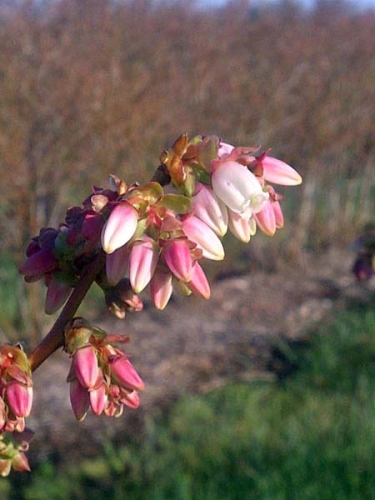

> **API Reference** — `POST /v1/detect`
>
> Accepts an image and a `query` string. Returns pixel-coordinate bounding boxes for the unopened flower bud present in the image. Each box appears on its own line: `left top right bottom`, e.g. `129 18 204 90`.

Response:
228 209 257 243
89 382 108 416
182 215 224 261
163 239 193 282
129 237 159 293
109 356 145 392
64 318 93 354
254 200 277 236
150 268 173 310
69 379 90 421
192 183 228 236
121 390 140 409
106 245 130 286
187 263 211 299
73 345 99 389
6 382 33 418
101 201 138 254
261 156 302 186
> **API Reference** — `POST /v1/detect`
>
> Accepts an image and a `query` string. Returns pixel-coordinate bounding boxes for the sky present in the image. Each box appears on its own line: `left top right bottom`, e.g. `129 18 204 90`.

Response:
199 0 375 10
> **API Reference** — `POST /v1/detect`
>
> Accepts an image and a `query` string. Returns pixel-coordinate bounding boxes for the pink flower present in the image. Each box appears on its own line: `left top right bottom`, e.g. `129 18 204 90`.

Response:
105 244 130 286
218 142 234 159
0 429 33 476
129 237 159 293
228 209 257 243
89 382 108 416
150 267 173 310
121 390 140 409
211 161 268 215
254 188 284 236
10 450 31 473
5 382 33 419
186 262 211 299
192 183 228 236
261 156 302 186
69 379 90 421
0 345 33 430
254 201 276 236
101 201 138 254
73 345 99 389
182 215 225 261
109 356 145 392
163 239 193 282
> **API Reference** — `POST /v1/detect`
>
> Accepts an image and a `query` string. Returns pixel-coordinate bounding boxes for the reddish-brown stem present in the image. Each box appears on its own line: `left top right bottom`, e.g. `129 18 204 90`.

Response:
28 251 106 372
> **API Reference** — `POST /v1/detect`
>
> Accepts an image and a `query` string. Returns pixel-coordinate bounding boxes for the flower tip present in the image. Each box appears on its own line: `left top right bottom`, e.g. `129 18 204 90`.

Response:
262 157 302 186
101 202 138 254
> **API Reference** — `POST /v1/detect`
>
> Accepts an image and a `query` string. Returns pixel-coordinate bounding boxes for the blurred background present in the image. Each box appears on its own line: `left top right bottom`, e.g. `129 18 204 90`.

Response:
1 0 375 498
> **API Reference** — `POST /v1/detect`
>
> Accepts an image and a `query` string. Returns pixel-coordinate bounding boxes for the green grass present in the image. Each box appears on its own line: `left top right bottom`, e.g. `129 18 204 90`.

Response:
6 302 375 499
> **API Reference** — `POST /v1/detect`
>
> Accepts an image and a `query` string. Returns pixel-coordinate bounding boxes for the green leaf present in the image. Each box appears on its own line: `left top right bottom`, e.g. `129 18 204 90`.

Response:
156 194 191 214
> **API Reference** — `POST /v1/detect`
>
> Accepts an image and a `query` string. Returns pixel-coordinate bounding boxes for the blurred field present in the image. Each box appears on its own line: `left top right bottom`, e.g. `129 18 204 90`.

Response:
0 0 374 340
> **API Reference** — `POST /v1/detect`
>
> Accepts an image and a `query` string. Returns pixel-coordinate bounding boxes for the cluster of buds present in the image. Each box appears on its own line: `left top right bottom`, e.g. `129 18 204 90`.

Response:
19 134 301 317
0 429 33 476
0 345 33 475
100 135 302 310
65 318 144 421
13 134 302 475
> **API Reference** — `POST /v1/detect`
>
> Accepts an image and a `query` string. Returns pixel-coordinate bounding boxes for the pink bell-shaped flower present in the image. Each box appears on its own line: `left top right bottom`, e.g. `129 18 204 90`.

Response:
101 201 138 254
150 268 173 310
5 382 33 418
192 183 228 237
69 379 90 421
105 244 130 286
211 161 268 214
182 215 224 261
187 262 211 299
89 382 108 416
129 237 159 293
73 345 99 389
228 209 257 243
254 200 277 236
121 390 140 409
109 356 145 392
163 239 193 282
261 156 302 186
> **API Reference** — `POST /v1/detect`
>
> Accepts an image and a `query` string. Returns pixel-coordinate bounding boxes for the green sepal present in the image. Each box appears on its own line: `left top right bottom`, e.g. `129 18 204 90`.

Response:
92 325 107 340
196 135 219 171
156 194 191 214
131 218 148 241
64 318 93 354
53 230 77 261
192 166 211 185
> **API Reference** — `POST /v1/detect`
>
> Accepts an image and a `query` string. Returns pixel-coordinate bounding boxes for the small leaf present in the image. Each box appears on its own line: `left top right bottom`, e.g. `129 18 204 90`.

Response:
156 194 191 214
128 182 164 205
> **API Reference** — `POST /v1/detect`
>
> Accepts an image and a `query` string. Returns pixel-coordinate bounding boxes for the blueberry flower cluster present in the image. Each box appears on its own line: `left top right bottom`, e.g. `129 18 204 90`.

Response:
65 318 144 421
13 134 302 474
